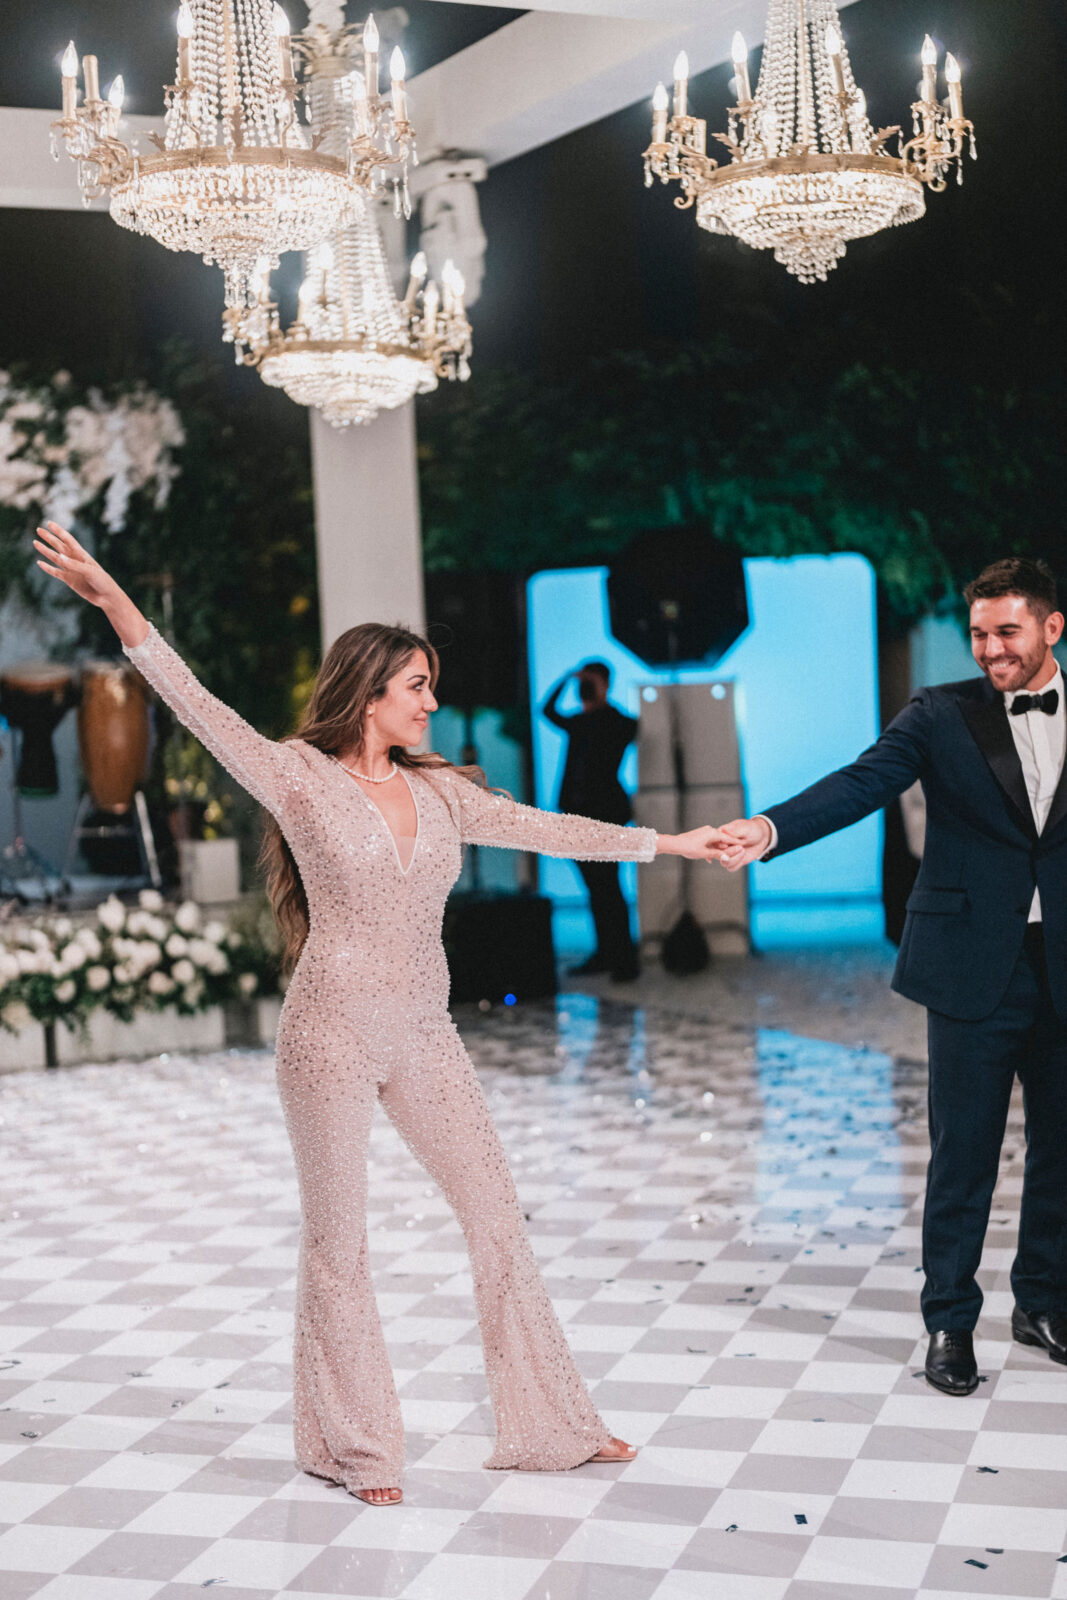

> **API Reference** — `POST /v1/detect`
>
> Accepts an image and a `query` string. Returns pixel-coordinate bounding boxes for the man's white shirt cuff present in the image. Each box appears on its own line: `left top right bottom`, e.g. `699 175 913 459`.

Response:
754 814 778 856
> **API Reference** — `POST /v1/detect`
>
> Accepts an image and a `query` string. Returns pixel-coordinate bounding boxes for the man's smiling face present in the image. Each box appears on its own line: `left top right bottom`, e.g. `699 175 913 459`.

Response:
969 593 1063 694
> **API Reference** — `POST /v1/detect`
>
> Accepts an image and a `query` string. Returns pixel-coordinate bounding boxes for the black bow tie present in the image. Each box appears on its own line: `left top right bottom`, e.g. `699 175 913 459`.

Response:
1010 689 1059 716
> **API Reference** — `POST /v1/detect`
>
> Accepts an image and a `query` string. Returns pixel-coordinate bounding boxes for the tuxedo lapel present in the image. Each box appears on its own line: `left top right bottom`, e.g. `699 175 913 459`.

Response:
958 690 1036 839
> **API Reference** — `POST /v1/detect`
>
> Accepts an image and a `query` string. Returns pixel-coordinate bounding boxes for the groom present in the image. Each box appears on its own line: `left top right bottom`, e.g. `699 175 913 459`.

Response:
720 558 1067 1395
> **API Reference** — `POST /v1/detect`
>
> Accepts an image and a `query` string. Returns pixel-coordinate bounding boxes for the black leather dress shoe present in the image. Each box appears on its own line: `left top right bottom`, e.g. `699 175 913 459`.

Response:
925 1329 979 1395
1012 1307 1067 1365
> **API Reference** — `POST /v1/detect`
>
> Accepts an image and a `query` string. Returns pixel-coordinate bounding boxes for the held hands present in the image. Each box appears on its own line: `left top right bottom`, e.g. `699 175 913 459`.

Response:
717 817 773 872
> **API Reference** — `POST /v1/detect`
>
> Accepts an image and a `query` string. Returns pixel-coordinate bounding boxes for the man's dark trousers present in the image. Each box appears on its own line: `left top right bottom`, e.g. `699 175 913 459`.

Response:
923 924 1067 1331
576 859 634 974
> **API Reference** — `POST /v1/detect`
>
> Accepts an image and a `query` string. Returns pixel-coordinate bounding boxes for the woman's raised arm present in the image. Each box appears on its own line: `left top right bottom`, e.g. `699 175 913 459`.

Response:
34 521 306 822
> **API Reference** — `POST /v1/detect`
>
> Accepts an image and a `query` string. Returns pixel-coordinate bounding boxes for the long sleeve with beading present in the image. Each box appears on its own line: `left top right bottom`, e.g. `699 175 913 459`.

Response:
429 769 656 861
122 624 306 823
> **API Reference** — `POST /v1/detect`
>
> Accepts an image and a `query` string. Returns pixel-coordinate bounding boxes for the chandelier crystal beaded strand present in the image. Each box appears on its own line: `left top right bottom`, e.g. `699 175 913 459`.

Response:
643 0 976 283
50 2 417 317
229 18 471 426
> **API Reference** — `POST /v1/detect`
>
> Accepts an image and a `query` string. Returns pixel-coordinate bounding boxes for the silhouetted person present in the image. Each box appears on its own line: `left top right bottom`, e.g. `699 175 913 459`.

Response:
543 661 639 980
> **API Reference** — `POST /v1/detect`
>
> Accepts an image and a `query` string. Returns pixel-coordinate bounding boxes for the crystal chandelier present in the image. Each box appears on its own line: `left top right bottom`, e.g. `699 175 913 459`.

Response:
229 22 471 427
50 3 416 315
643 0 976 283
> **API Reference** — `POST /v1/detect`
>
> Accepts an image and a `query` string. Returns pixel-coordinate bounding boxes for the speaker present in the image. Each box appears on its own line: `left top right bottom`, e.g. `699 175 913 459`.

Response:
607 526 749 667
634 682 750 956
444 891 557 1004
424 572 520 709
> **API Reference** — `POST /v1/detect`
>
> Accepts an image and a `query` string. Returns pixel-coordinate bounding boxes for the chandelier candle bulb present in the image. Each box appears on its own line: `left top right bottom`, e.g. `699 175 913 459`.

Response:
273 6 294 83
731 32 752 104
364 14 380 99
945 53 963 120
390 47 407 122
921 33 938 102
673 51 689 119
403 249 427 308
60 41 78 118
176 3 194 82
82 54 100 104
422 277 439 332
651 82 669 143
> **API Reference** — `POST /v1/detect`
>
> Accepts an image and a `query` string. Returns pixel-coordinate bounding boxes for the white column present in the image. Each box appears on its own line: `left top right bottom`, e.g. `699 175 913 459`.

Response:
309 404 425 651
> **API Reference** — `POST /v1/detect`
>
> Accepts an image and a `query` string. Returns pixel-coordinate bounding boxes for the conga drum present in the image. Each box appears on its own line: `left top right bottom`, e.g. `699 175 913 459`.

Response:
0 662 77 797
77 660 151 814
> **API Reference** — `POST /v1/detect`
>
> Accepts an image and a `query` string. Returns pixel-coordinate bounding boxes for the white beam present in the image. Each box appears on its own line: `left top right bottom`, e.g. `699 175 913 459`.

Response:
410 0 860 169
309 406 426 648
0 107 163 211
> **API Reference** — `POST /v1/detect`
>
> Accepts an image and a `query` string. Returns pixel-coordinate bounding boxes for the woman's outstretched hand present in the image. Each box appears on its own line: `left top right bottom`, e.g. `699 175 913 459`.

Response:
656 826 727 862
34 522 149 649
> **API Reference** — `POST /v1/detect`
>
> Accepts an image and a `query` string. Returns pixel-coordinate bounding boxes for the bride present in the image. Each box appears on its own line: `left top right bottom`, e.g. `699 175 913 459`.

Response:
35 519 725 1504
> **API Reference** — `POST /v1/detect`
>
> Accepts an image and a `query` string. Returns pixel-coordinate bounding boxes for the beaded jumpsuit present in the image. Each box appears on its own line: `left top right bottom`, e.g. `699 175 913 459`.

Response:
125 627 657 1491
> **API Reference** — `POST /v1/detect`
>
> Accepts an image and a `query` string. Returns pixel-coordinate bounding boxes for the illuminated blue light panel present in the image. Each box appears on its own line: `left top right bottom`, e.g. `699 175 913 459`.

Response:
527 555 882 945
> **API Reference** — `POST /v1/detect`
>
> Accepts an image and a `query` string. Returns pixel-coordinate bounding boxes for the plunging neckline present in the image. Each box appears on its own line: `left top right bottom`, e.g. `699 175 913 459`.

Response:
333 757 421 877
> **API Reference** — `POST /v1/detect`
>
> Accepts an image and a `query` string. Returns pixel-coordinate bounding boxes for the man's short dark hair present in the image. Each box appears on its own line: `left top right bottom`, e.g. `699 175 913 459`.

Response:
580 661 611 684
964 558 1059 621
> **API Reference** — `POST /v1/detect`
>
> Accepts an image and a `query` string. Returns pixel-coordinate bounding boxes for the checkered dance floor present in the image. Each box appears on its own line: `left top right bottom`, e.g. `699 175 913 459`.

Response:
2 995 1066 1600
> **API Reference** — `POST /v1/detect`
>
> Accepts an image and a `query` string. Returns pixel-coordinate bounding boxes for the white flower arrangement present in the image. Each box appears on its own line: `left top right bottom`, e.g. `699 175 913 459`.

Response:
0 370 183 531
0 888 281 1037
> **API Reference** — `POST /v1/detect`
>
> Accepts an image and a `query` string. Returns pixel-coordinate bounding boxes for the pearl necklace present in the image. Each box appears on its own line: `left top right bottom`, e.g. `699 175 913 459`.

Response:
334 756 398 784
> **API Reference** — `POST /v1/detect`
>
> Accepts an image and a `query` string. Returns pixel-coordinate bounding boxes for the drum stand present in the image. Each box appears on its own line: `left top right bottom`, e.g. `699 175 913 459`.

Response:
0 728 63 904
62 790 163 890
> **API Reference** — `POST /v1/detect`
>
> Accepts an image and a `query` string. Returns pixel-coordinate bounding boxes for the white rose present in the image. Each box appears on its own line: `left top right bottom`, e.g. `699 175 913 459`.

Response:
60 943 87 972
182 981 204 1008
164 933 189 957
237 972 258 997
86 966 111 992
148 971 175 995
97 896 126 933
186 938 214 967
28 929 51 951
1 1000 32 1033
145 915 169 942
113 961 137 985
174 901 200 933
138 889 165 912
55 979 77 1003
134 941 162 972
74 928 102 960
126 910 150 936
52 917 74 939
17 949 41 975
202 920 227 945
172 959 196 985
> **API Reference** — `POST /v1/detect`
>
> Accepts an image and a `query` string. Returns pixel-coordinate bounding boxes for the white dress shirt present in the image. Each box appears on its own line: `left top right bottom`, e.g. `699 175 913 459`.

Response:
1003 662 1066 922
755 664 1066 915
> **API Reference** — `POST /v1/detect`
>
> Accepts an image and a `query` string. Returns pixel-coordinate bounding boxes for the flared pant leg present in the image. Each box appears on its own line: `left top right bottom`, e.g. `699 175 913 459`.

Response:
379 1017 611 1471
276 1035 405 1493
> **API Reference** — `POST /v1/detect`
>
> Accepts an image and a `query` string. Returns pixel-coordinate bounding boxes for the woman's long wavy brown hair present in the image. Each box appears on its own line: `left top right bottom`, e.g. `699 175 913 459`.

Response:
259 622 481 972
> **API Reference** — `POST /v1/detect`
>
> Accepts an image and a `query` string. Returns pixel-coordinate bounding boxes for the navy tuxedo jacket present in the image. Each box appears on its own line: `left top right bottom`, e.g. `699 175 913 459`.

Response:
764 677 1067 1021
